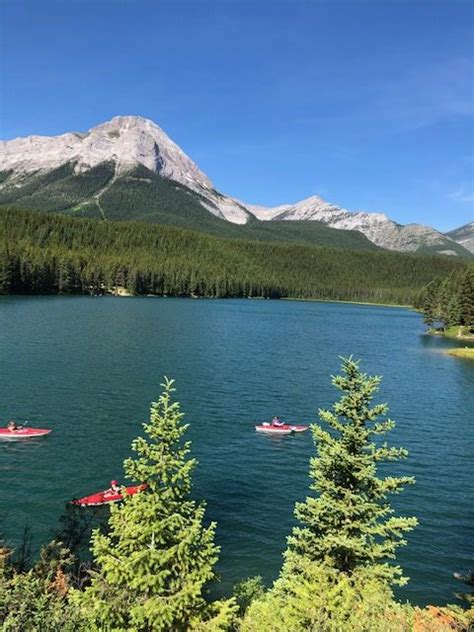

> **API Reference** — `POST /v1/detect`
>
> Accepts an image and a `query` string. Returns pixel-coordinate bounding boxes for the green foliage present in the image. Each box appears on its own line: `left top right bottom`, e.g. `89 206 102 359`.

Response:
232 576 266 618
3 164 472 256
286 357 417 586
241 358 418 631
0 542 90 631
0 166 380 251
416 266 474 331
241 559 414 632
0 206 468 305
0 163 115 215
75 378 236 631
458 268 474 330
420 277 442 327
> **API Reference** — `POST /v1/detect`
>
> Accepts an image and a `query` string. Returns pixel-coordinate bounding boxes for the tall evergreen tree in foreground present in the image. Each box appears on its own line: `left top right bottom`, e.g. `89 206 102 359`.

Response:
287 356 417 586
241 357 418 631
76 378 235 631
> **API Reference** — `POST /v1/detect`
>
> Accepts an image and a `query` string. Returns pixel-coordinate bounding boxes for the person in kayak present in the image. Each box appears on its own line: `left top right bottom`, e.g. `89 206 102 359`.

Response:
271 416 284 427
7 420 19 431
109 480 121 493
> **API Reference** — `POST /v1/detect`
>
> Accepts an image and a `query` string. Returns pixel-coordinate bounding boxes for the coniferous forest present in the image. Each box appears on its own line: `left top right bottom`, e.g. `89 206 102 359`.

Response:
415 267 474 332
0 207 469 306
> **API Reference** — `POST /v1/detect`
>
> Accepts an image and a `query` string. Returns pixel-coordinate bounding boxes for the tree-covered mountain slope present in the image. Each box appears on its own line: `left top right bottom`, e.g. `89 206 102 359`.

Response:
1 115 471 257
0 164 380 252
0 207 468 305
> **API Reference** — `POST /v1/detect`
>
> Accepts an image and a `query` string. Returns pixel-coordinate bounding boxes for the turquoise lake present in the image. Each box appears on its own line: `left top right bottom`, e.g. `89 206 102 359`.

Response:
0 296 472 606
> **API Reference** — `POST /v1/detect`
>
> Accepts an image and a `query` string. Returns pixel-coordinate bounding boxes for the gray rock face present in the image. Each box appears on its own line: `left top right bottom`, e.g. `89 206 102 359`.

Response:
0 116 211 186
445 222 474 253
0 115 470 254
250 195 464 254
0 115 251 224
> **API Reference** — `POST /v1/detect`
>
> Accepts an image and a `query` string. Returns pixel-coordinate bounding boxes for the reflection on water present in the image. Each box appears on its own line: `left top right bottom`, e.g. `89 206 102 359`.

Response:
0 438 50 455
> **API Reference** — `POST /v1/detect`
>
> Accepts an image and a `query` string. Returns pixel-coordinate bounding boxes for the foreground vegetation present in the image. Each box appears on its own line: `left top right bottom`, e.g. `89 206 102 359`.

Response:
1 360 472 630
0 207 468 305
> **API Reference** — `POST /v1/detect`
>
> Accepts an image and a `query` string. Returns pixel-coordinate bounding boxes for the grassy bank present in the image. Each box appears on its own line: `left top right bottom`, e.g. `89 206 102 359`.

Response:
446 347 474 359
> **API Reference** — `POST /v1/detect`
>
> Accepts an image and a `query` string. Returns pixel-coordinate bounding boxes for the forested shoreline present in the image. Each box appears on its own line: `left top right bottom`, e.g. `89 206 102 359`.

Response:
0 207 469 306
415 267 474 334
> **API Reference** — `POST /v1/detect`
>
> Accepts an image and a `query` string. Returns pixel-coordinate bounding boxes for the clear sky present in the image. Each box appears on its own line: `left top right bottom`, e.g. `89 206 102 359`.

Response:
1 0 473 231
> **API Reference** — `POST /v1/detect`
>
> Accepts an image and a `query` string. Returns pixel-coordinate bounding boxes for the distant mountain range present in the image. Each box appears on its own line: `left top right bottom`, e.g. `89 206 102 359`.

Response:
445 222 474 254
0 115 472 256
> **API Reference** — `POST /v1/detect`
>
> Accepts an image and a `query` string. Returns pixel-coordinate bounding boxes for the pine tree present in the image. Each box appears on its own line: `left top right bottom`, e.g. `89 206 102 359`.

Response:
0 252 13 294
438 277 452 329
421 278 441 327
286 357 417 586
76 378 236 631
458 268 474 332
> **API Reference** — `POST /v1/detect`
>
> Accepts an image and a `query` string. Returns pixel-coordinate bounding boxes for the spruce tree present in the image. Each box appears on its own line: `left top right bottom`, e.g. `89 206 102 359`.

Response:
438 277 452 329
286 357 417 586
421 278 441 327
76 378 235 631
458 268 474 332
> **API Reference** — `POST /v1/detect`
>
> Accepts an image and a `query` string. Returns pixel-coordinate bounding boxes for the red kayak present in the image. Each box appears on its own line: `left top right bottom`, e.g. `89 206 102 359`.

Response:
255 423 309 435
71 484 148 507
0 427 52 441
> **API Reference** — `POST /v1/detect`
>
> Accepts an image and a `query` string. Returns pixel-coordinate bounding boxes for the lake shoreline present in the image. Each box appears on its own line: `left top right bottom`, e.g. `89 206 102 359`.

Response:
428 326 474 343
281 297 410 309
0 291 412 310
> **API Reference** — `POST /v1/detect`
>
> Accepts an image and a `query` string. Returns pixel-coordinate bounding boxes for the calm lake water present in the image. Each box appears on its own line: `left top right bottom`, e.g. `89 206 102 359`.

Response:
0 296 472 606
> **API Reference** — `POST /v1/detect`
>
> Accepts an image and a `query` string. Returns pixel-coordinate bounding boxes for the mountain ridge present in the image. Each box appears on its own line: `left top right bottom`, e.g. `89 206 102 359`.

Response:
0 115 471 256
445 222 474 254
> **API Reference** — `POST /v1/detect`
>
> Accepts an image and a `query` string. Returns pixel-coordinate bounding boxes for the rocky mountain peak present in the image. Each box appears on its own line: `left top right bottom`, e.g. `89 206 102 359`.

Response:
97 114 156 130
0 115 214 190
0 115 471 251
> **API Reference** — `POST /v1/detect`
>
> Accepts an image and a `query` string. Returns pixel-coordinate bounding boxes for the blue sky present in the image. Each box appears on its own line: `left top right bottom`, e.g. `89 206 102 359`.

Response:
1 0 473 231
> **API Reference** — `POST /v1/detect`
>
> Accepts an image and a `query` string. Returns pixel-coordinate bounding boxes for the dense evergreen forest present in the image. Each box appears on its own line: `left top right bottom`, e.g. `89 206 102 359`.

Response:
0 164 380 251
2 163 471 256
415 266 474 332
0 207 469 305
